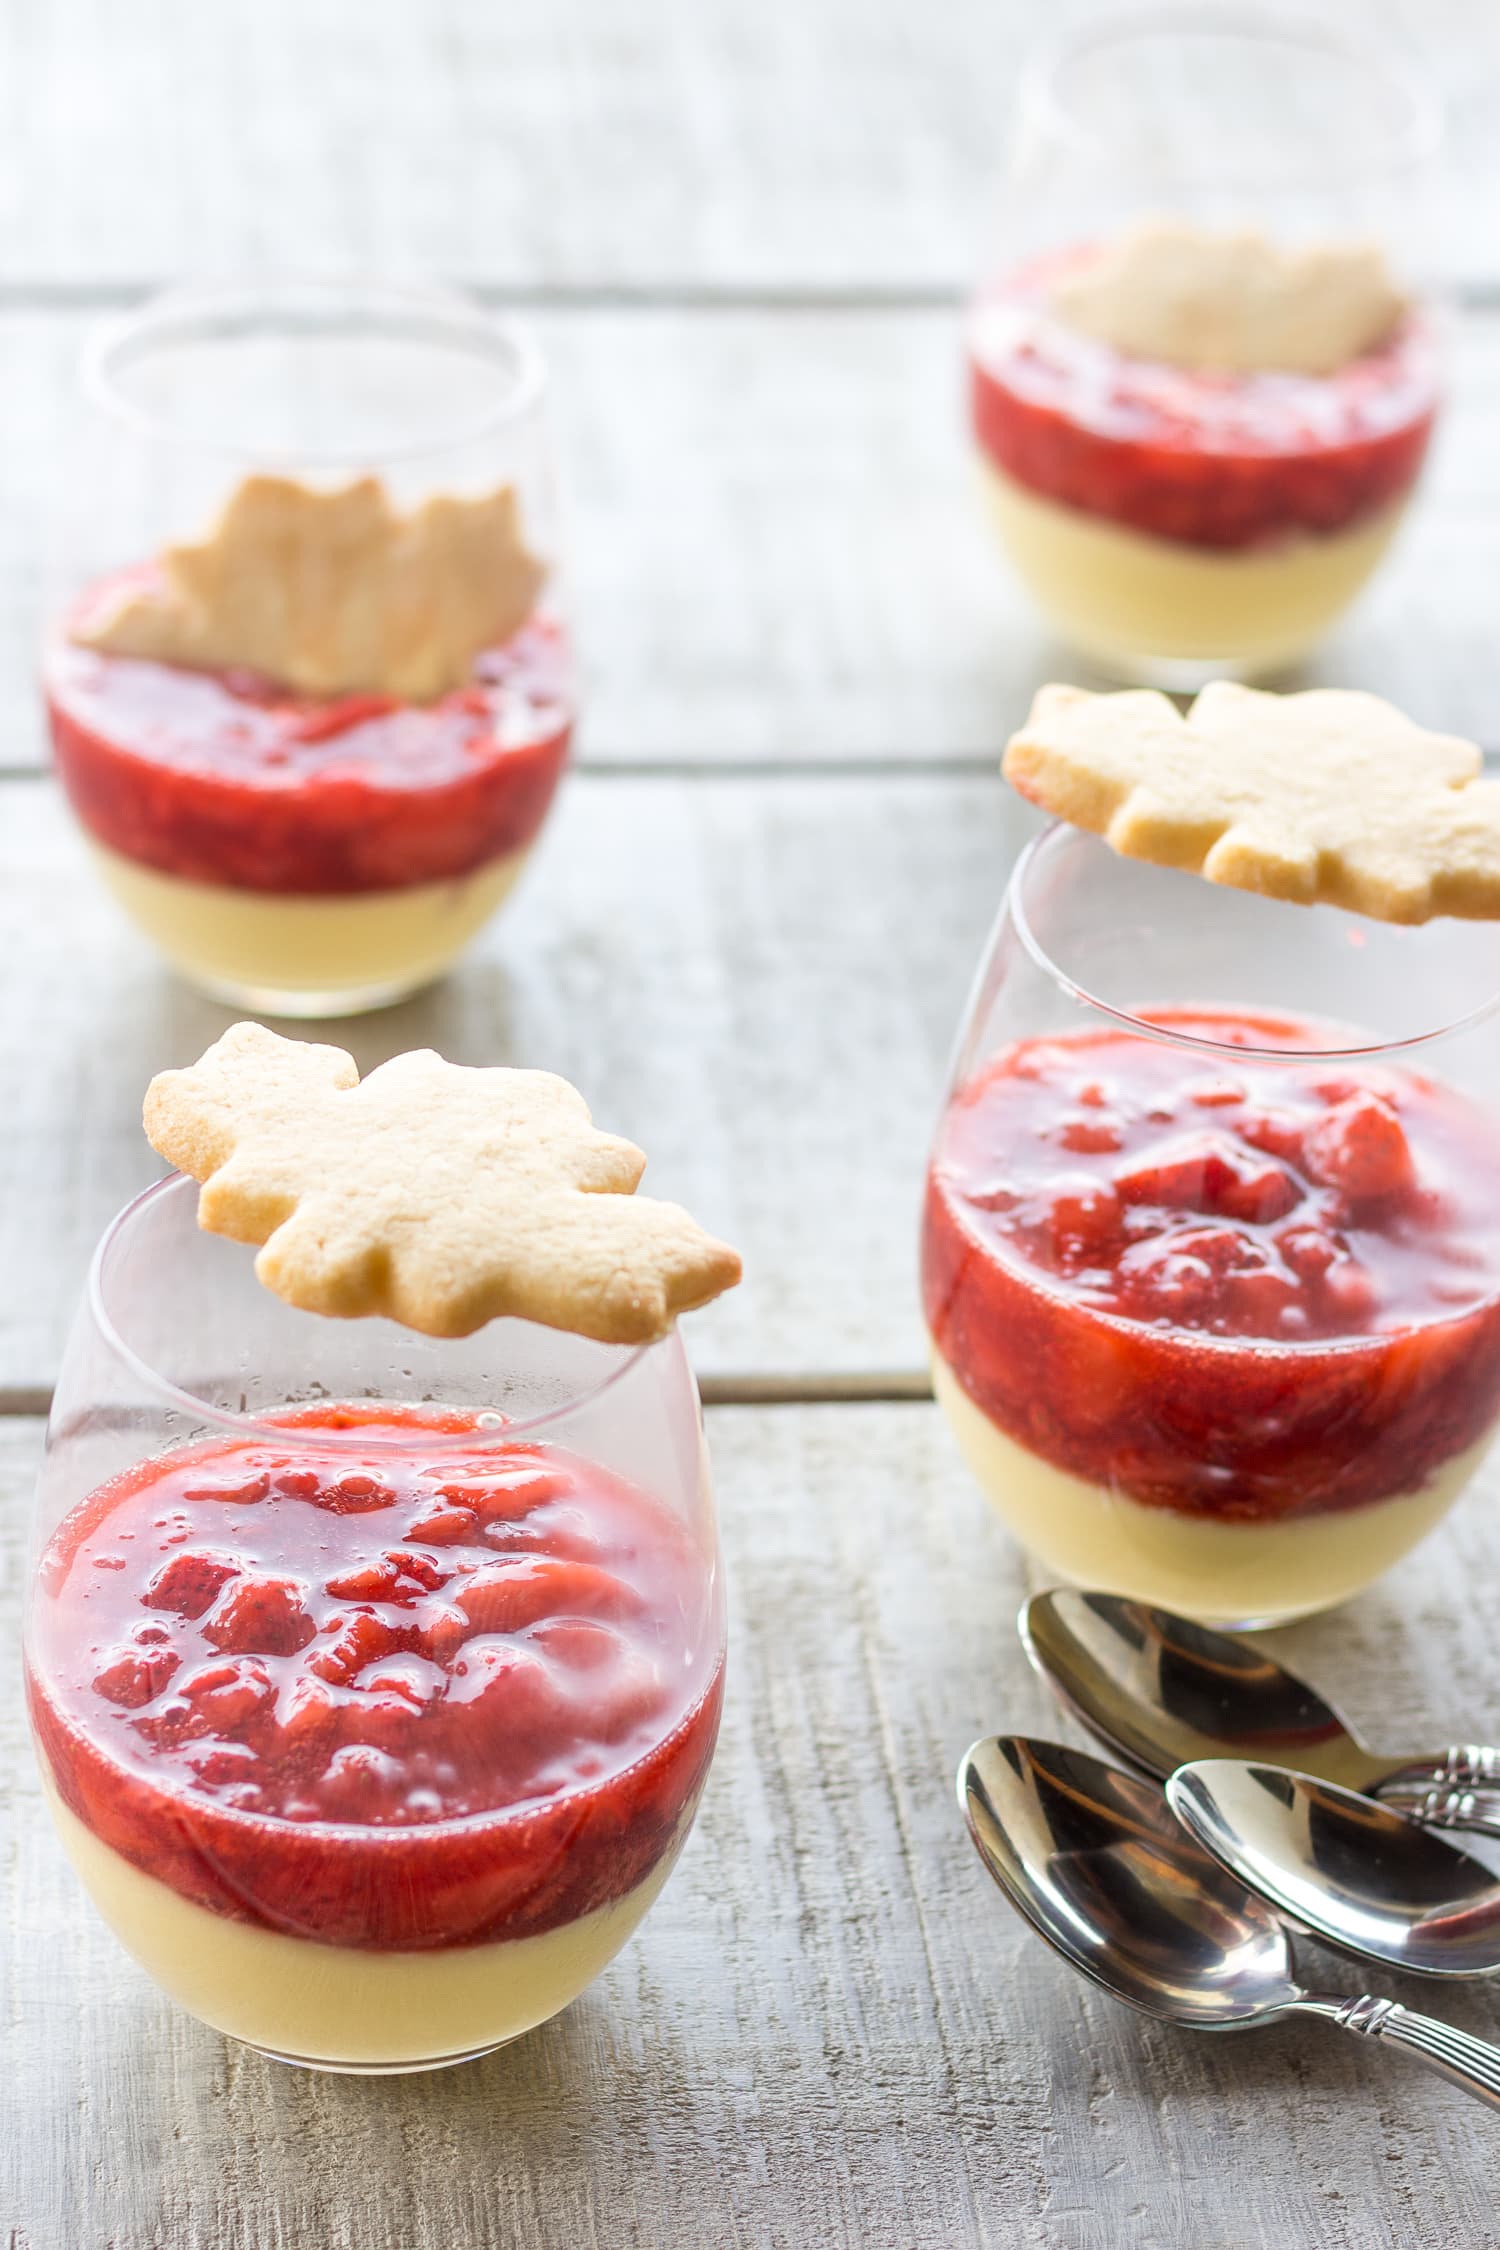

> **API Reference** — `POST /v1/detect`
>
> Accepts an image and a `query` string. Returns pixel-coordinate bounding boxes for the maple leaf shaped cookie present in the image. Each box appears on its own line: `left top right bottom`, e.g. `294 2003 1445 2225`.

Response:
74 473 545 703
1050 221 1404 376
1003 682 1500 925
144 1023 742 1344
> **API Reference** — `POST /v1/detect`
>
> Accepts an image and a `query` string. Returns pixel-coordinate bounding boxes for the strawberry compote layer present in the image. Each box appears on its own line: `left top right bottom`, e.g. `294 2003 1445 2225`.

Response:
922 1012 1500 1522
44 575 572 893
969 257 1437 550
27 1409 723 1950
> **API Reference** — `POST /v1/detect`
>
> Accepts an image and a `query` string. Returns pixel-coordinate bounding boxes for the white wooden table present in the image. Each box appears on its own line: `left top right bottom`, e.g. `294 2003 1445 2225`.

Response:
4 6 1500 2243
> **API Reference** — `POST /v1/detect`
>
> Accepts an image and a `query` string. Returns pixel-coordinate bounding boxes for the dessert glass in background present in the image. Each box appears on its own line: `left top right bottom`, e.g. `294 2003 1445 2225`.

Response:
921 824 1500 1627
44 280 572 1015
969 7 1444 685
25 1174 724 2072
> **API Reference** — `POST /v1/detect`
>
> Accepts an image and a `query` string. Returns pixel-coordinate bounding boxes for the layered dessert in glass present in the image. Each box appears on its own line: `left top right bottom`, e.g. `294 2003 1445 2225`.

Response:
26 1030 740 2068
973 11 1443 684
970 233 1438 680
923 687 1500 1624
43 283 572 1015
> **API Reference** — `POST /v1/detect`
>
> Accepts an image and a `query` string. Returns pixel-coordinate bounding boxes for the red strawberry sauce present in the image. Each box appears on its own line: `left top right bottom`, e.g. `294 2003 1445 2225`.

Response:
969 255 1437 551
922 1013 1500 1522
44 574 572 894
27 1409 723 1950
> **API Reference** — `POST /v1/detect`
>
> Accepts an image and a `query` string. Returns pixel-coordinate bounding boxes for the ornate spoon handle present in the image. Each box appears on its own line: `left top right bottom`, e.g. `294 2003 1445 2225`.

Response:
1297 1993 1500 2113
1378 1748 1500 1837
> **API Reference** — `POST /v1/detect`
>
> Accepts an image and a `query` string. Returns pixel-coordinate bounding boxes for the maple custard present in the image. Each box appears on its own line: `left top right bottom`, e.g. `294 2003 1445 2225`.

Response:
47 473 571 1015
29 1410 723 2068
970 226 1437 681
27 1027 740 2069
924 1011 1500 1623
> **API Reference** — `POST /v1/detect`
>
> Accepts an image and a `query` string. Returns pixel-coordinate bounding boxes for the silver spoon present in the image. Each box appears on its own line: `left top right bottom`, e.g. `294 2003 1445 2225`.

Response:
1022 1588 1500 1836
1167 1761 1500 1978
959 1734 1500 2113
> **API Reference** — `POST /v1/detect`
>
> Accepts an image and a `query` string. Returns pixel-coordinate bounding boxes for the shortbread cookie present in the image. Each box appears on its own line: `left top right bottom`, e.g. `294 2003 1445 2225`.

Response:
75 474 545 703
144 1022 742 1343
1051 222 1404 377
1003 681 1500 925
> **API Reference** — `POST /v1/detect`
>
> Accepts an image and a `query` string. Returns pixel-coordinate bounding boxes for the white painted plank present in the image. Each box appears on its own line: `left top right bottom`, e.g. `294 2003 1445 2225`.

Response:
0 771 1025 1398
0 0 1494 294
6 308 1500 774
6 1406 1500 2247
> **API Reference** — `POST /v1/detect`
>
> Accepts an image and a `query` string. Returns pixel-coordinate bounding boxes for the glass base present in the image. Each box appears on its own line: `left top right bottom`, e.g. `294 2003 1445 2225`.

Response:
183 967 447 1018
1087 649 1304 695
249 2033 521 2075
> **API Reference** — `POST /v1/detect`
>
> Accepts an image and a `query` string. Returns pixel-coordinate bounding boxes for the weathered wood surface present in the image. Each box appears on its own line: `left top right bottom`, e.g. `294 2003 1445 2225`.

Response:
0 772 1028 1399
0 0 1496 296
8 306 1500 775
5 1407 1500 2250
7 3 1500 2243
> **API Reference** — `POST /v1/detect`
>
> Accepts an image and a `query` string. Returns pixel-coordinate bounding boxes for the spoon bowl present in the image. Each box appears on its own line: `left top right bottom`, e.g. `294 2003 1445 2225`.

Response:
960 1734 1301 2025
1022 1589 1500 1834
959 1735 1500 2112
1167 1761 1500 1979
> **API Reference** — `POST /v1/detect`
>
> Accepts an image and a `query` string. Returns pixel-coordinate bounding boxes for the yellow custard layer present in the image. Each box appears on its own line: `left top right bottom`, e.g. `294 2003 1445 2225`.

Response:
86 838 529 1013
47 1783 675 2068
932 1349 1486 1625
980 460 1407 677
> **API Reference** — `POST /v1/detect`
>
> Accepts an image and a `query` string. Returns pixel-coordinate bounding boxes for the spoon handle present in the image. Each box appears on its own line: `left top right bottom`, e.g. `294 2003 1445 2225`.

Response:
1378 1746 1500 1835
1300 1993 1500 2113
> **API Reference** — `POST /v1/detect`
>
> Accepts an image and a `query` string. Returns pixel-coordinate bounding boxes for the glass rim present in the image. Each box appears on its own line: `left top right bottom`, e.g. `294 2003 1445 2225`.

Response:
80 275 549 468
85 1172 658 1455
1019 3 1444 190
1009 821 1500 1062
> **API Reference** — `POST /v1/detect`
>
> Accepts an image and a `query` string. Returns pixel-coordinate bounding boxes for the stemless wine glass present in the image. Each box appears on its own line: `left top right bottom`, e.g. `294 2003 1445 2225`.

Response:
969 7 1444 685
25 1175 724 2073
43 279 571 1016
921 826 1500 1628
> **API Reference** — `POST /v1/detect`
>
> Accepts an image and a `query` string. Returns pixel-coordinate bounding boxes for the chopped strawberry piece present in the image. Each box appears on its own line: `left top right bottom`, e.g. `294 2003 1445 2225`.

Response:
180 1471 270 1507
453 1558 636 1637
275 1673 344 1753
175 1657 275 1733
319 1473 397 1515
324 1557 405 1603
435 1468 571 1524
413 1600 468 1665
202 1575 316 1657
384 1548 448 1592
93 1647 180 1708
1303 1095 1416 1206
1235 1109 1307 1164
315 1743 406 1817
1056 1116 1123 1155
272 1468 321 1500
308 1609 405 1685
404 1503 479 1546
1041 1177 1122 1259
447 1640 568 1741
1276 1226 1340 1282
141 1550 240 1619
1114 1132 1299 1224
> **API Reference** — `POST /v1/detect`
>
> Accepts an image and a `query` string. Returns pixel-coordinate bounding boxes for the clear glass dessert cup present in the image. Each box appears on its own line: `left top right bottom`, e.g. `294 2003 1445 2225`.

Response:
970 6 1445 688
921 825 1500 1628
25 1175 724 2073
42 278 572 1016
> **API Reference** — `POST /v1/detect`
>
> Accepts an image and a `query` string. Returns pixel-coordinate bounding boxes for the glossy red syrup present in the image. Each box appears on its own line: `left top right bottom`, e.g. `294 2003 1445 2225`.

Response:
28 1409 723 1949
969 255 1437 550
922 1013 1500 1521
45 575 572 893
